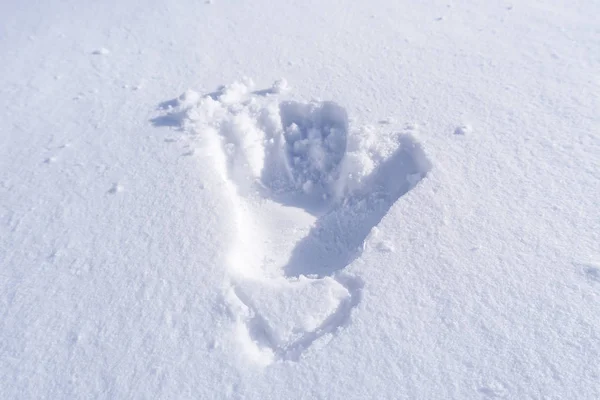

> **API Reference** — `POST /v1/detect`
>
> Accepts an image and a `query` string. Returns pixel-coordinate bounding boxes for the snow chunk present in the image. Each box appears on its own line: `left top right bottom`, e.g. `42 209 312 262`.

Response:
92 47 110 55
218 78 254 104
454 124 471 135
271 78 290 94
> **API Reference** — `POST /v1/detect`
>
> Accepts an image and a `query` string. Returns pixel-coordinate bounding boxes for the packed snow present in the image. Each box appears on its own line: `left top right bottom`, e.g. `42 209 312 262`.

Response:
1 0 598 399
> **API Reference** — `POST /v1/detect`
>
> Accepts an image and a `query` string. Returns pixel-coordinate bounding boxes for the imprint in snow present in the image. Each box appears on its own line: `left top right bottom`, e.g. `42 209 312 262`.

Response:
282 133 430 277
153 79 431 364
227 276 358 362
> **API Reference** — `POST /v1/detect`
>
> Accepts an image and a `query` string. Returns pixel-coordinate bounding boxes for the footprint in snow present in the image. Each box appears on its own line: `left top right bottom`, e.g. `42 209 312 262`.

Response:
153 80 431 364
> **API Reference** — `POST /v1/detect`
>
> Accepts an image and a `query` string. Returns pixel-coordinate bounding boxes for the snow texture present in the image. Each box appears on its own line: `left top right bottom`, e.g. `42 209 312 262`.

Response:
1 0 599 399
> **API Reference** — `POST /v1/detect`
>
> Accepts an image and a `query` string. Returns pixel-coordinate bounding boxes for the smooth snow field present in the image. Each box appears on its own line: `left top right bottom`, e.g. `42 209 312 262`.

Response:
1 0 598 399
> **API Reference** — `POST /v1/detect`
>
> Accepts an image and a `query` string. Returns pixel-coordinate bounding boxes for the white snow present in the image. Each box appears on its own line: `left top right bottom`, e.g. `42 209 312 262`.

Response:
1 0 599 398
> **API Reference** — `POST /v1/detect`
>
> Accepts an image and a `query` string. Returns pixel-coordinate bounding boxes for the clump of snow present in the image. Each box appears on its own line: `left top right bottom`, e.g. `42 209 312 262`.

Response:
108 183 124 194
178 89 201 109
271 78 289 94
218 78 255 105
454 124 471 135
92 47 110 55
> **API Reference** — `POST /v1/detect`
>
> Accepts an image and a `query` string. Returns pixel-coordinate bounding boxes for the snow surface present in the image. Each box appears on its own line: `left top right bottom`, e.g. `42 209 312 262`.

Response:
1 0 599 398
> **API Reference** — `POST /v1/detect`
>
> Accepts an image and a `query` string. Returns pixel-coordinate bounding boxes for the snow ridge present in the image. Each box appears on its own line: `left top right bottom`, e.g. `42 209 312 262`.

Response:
154 79 431 364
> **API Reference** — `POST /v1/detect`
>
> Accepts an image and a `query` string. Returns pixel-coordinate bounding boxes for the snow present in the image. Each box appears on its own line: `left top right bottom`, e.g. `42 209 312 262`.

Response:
1 0 599 398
